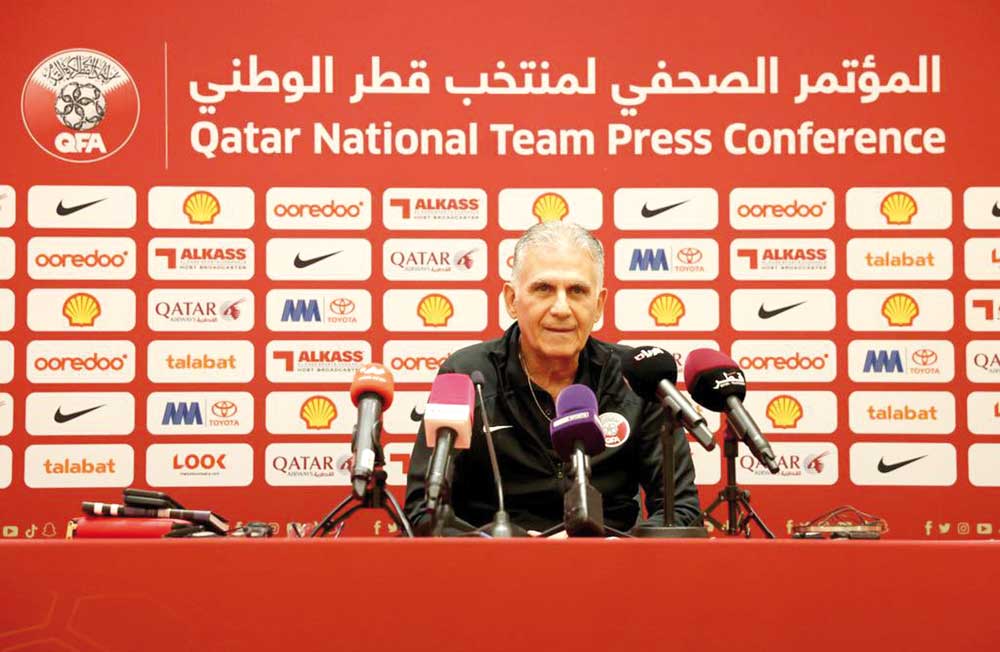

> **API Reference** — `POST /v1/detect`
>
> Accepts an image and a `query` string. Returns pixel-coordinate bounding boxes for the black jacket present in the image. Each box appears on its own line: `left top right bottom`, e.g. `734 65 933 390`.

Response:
403 325 702 533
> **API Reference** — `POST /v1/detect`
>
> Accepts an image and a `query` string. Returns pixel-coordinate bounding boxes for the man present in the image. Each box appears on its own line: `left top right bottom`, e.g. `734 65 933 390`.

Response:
404 221 701 534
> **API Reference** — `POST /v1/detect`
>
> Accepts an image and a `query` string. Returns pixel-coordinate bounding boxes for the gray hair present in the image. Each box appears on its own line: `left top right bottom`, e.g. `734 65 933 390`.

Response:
510 221 605 288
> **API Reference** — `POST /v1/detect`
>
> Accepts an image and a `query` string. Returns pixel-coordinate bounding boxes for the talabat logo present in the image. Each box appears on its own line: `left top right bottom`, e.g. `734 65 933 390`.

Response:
24 444 134 488
267 187 372 230
383 238 488 281
266 341 371 383
613 239 719 281
613 188 719 231
146 392 253 435
847 340 954 383
148 289 254 332
846 238 953 281
614 289 718 332
730 238 835 280
846 187 952 230
382 188 487 230
498 188 602 231
383 290 488 332
0 185 14 228
28 237 136 280
266 290 371 332
847 289 953 331
849 391 955 434
741 390 836 434
147 340 254 384
731 340 837 383
148 238 254 280
729 188 834 230
26 340 135 384
21 49 140 162
146 443 253 487
736 442 838 485
27 185 137 229
25 392 134 436
962 187 1000 230
849 442 956 487
265 392 354 434
149 186 254 229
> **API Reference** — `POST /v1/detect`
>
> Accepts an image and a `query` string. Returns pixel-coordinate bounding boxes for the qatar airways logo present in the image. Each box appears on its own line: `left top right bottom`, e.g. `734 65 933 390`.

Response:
267 187 372 230
28 237 136 280
729 188 835 230
148 289 254 332
383 238 488 281
731 340 836 383
382 188 487 230
967 341 1000 383
265 443 355 486
730 238 835 280
27 340 135 384
736 442 838 485
149 238 254 280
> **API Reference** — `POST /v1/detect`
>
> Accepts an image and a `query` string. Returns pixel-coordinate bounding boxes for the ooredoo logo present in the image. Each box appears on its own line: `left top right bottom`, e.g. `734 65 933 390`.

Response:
881 191 918 225
28 237 136 280
532 192 569 222
301 395 337 429
267 188 372 230
62 292 101 327
765 395 803 429
417 294 454 327
648 293 685 327
383 340 478 383
26 340 135 384
21 49 140 162
731 340 837 383
729 188 834 230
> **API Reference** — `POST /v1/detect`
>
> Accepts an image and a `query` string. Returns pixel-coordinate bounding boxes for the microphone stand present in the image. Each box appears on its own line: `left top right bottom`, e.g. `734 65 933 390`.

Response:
539 443 633 538
631 418 709 538
311 428 414 538
702 422 775 538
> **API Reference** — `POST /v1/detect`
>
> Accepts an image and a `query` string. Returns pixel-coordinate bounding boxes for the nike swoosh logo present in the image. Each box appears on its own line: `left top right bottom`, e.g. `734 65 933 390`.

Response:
758 301 807 319
54 404 105 423
993 202 1000 217
641 200 689 218
877 455 927 473
293 251 342 268
489 425 513 432
56 198 106 216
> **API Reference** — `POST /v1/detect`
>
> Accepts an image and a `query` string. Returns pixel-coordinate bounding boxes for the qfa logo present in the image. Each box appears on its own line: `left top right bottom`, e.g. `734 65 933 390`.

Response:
21 49 140 162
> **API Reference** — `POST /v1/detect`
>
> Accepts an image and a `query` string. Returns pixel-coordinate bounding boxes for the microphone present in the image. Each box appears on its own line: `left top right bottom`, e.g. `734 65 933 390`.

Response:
550 384 606 537
349 363 395 498
684 348 779 474
470 371 527 537
620 346 717 451
423 373 475 514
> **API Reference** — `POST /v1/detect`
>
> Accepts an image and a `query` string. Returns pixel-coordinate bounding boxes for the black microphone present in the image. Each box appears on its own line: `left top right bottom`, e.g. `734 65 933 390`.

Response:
620 346 717 451
684 349 779 474
348 364 394 498
470 370 527 538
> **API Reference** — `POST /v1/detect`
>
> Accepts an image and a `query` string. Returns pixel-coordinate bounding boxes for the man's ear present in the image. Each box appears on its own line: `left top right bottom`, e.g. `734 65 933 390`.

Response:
503 282 517 318
595 286 608 322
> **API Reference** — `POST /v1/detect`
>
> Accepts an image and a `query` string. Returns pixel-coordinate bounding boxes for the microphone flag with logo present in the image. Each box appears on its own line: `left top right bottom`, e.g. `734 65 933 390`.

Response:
349 363 395 498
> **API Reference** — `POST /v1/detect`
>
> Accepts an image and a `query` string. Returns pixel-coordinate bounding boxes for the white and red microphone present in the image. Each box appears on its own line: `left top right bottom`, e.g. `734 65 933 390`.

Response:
349 363 395 498
423 373 475 512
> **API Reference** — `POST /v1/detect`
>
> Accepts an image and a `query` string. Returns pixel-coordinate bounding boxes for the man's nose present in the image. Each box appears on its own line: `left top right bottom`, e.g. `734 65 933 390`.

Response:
550 289 571 316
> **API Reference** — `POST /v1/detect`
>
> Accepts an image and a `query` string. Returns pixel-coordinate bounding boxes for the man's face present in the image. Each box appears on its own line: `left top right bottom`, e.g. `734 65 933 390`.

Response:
503 242 607 363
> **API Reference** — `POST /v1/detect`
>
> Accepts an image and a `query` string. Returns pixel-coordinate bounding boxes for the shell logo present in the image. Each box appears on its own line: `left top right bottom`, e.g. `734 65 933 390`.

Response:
881 293 919 327
531 192 569 223
417 293 454 327
300 395 337 430
183 190 221 225
766 395 803 429
880 191 917 225
648 293 685 327
211 400 238 418
62 292 101 327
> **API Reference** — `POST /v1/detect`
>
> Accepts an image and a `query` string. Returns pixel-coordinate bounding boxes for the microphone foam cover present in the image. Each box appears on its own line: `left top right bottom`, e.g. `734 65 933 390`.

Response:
423 373 475 449
350 363 395 408
550 385 605 461
620 346 678 403
470 370 486 387
683 348 747 412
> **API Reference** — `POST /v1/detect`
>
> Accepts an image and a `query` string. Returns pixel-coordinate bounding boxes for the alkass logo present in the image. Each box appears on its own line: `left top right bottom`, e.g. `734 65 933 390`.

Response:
300 396 337 429
149 238 254 280
21 49 140 162
267 188 371 230
267 341 371 383
766 395 803 428
383 188 487 230
183 190 220 225
648 293 685 327
28 237 136 280
881 191 918 225
729 188 834 230
736 442 838 485
731 340 837 383
24 444 134 488
27 341 135 384
62 292 101 327
146 444 253 487
417 294 454 327
881 293 919 326
532 192 569 223
149 289 253 332
736 246 828 270
967 291 1000 331
731 239 834 280
848 340 954 383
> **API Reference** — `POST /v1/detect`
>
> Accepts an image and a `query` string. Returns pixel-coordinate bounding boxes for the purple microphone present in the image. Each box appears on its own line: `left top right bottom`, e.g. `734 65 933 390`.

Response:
550 384 606 462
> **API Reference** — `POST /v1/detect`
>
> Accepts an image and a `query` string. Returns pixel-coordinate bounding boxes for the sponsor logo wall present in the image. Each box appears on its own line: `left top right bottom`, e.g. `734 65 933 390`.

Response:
3 7 998 539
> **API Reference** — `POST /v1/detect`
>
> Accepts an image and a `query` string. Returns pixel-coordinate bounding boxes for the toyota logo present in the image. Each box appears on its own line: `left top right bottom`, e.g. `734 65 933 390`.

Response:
329 298 356 315
212 401 238 418
911 349 938 366
676 247 703 264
